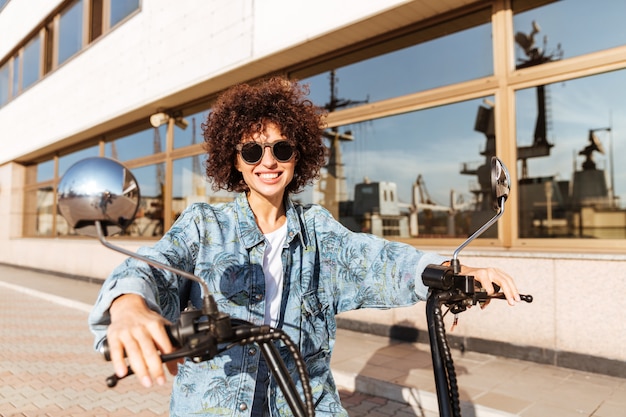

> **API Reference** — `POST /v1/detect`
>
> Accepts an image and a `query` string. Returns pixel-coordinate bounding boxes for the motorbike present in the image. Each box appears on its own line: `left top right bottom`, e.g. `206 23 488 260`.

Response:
420 157 533 417
57 155 531 417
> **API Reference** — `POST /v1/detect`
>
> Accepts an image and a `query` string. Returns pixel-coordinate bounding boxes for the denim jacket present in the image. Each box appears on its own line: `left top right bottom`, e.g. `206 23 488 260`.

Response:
89 193 446 416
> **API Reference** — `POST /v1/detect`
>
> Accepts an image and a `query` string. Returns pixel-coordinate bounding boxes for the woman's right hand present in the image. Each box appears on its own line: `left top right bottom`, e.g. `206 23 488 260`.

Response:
107 294 175 387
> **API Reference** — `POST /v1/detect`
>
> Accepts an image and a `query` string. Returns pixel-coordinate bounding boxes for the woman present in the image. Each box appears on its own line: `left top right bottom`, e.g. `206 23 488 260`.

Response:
89 77 520 416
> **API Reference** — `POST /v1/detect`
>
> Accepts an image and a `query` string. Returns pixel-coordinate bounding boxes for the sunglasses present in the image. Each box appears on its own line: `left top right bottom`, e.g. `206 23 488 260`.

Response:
236 140 296 165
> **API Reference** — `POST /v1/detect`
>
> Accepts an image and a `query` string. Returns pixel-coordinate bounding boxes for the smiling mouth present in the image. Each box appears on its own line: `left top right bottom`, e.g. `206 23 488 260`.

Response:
258 173 281 179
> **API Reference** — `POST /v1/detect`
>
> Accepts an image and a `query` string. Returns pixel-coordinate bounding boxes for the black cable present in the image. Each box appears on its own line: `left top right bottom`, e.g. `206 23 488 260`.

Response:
432 298 461 417
237 328 314 417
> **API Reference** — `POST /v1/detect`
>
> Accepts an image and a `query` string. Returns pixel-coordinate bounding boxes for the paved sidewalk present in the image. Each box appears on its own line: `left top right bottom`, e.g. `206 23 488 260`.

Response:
1 264 625 417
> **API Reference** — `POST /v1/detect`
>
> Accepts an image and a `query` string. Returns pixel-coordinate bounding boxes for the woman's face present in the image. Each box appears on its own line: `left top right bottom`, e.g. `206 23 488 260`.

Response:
235 122 296 205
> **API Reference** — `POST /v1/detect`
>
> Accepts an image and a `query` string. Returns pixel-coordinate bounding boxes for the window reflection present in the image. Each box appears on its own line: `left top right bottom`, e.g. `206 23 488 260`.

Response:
24 187 56 236
126 164 165 237
315 98 498 239
513 0 626 63
58 145 99 177
303 21 493 107
174 110 208 148
22 36 41 89
58 0 83 65
110 0 139 27
36 160 55 182
516 70 625 239
0 62 8 106
106 126 166 161
11 54 19 96
172 157 236 221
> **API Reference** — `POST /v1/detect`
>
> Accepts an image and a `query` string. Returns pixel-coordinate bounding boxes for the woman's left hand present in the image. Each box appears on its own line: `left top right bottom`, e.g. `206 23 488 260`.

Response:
459 265 521 307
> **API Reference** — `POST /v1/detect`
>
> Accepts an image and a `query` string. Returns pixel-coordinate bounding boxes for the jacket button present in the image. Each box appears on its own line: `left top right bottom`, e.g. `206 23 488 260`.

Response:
255 293 263 301
239 402 248 411
248 347 257 356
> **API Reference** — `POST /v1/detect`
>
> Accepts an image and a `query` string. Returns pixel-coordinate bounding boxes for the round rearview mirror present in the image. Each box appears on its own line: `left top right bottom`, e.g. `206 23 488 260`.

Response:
57 157 140 236
491 156 511 210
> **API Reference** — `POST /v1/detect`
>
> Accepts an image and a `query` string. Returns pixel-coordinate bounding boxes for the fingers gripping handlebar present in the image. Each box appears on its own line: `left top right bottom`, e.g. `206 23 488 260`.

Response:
99 305 316 417
422 264 533 311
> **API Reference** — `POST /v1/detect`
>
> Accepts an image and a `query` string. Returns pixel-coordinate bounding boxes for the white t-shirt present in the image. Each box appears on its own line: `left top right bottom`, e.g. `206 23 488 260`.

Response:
262 223 287 327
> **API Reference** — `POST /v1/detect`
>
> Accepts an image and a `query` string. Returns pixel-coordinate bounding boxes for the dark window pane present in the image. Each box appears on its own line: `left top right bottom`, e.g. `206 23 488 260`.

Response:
317 97 498 239
58 0 84 65
44 23 54 73
90 0 103 41
516 70 626 239
22 36 41 89
110 0 139 27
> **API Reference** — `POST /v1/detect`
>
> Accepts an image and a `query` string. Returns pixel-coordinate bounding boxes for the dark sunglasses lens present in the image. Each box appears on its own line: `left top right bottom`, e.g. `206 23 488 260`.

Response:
273 141 294 161
241 143 263 163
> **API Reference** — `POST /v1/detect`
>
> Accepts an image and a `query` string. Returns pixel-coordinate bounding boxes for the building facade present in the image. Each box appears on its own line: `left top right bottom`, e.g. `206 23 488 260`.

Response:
1 0 625 375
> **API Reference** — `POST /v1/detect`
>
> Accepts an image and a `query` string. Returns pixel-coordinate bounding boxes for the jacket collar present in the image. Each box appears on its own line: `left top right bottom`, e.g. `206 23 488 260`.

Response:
234 192 305 249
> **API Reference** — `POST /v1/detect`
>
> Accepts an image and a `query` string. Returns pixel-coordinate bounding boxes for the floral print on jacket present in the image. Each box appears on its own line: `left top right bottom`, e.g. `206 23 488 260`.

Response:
89 192 446 416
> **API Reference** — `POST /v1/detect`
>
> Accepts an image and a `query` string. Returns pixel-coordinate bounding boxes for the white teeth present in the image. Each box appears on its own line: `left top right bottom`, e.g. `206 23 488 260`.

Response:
259 173 279 179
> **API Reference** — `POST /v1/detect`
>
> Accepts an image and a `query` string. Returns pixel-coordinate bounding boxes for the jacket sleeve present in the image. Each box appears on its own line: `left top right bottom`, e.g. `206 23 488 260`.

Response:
87 205 203 350
311 206 448 314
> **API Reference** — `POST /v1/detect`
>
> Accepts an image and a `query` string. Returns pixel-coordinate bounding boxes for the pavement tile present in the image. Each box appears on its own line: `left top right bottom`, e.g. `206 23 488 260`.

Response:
2 266 626 417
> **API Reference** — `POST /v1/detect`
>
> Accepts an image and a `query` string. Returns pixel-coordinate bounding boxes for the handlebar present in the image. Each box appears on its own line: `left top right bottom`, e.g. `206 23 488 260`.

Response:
100 306 315 417
422 263 532 417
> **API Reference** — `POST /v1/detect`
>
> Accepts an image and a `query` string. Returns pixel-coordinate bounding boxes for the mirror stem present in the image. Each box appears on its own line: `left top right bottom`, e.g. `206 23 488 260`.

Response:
94 221 220 316
451 197 506 274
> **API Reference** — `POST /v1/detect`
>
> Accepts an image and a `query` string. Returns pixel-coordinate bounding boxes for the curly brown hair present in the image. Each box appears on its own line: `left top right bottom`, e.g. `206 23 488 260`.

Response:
202 77 327 194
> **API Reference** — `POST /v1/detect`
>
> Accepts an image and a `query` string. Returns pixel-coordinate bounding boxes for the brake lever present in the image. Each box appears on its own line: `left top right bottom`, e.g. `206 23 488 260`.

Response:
476 283 533 304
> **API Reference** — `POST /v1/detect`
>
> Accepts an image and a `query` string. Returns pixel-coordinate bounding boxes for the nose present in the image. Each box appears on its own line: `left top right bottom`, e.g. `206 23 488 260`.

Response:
260 144 278 166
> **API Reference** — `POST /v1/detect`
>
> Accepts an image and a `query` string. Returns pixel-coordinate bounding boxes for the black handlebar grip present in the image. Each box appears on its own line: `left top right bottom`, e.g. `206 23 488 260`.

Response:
520 294 533 303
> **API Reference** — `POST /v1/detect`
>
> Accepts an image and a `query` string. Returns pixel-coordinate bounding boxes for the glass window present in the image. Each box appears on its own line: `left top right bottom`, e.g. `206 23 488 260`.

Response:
22 36 41 90
11 54 19 96
58 145 99 177
126 163 165 237
106 126 166 161
317 97 498 239
36 160 55 182
174 110 208 148
516 69 626 239
110 0 139 27
513 0 626 67
0 62 8 106
303 21 493 108
24 186 56 236
58 0 84 65
172 156 236 221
